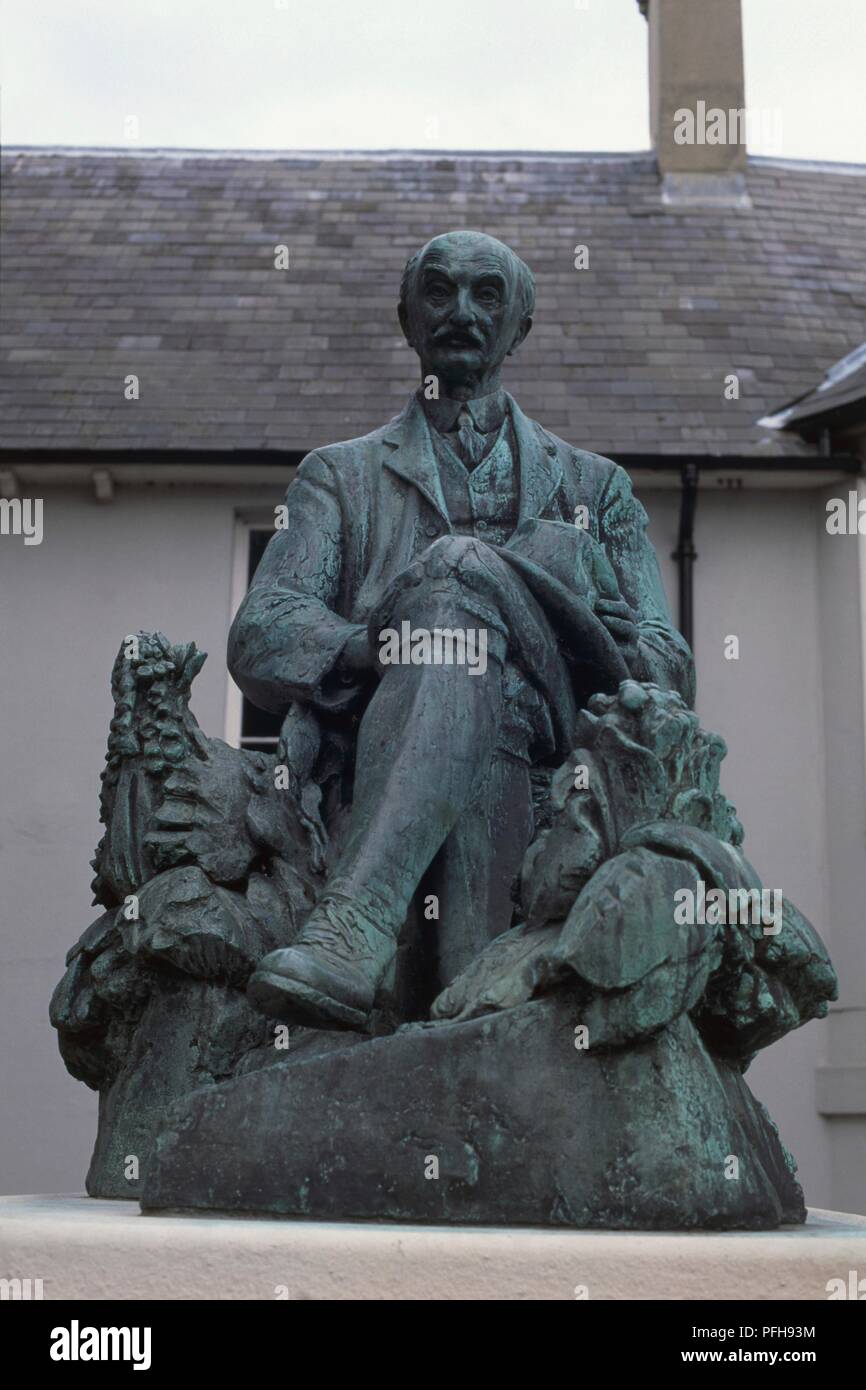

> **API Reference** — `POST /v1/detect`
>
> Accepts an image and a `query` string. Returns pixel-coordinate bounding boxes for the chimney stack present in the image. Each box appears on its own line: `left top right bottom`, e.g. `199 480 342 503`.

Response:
639 0 747 190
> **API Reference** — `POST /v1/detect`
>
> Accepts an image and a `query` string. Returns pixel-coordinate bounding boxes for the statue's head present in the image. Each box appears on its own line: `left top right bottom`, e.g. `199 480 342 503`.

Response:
398 230 534 395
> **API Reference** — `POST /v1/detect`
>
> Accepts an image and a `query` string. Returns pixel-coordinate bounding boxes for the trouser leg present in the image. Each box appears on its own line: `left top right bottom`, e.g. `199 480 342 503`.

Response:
324 589 508 941
248 547 510 1028
425 752 534 992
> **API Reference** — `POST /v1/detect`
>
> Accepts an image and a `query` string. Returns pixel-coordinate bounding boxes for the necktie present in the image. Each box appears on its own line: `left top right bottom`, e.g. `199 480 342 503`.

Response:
454 404 486 468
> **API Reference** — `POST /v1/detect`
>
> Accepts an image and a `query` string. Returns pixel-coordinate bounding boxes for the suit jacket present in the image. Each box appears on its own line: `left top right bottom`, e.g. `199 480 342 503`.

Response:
228 392 695 731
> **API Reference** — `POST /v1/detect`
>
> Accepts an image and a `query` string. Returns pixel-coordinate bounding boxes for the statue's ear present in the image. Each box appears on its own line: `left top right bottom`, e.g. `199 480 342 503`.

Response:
507 316 532 356
398 300 413 347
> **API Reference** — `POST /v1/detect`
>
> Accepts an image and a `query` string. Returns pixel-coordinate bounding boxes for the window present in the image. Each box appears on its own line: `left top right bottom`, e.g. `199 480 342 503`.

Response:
226 519 283 753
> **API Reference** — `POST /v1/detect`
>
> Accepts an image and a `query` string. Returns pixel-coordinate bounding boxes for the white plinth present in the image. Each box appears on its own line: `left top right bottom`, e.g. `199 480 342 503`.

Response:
2 1196 866 1300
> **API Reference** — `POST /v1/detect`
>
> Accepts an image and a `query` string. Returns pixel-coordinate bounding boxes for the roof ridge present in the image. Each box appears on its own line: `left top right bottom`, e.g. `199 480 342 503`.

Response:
0 146 656 164
3 147 865 175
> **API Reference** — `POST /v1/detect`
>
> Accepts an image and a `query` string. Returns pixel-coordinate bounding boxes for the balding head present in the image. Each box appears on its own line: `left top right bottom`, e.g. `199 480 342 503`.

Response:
398 230 534 398
399 231 536 323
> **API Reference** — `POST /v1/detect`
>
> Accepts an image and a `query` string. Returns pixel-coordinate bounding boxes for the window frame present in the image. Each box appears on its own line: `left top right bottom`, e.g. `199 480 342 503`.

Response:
226 511 283 751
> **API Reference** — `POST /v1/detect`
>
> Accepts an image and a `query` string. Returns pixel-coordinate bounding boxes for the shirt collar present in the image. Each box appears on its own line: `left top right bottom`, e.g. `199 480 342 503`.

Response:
417 386 509 436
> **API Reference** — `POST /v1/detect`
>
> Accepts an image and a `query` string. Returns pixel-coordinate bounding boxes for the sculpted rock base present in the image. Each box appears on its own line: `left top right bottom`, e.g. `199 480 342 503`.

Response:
52 637 834 1225
142 989 804 1230
85 978 270 1199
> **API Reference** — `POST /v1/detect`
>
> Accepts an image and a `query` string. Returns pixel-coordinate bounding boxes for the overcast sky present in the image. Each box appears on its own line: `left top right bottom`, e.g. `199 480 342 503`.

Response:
2 0 864 161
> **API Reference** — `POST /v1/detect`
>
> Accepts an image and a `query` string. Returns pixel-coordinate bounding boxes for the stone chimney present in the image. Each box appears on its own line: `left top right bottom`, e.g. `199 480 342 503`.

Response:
638 0 749 204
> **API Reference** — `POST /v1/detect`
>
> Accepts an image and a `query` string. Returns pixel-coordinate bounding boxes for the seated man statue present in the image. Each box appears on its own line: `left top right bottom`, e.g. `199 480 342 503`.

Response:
52 231 836 1226
230 229 693 1030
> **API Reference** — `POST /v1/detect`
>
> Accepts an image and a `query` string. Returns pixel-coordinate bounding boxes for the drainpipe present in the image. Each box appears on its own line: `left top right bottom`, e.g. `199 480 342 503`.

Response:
673 462 699 649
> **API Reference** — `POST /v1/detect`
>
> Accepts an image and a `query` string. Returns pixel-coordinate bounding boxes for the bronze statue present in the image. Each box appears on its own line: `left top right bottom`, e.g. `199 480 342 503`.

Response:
231 231 692 1028
52 233 836 1229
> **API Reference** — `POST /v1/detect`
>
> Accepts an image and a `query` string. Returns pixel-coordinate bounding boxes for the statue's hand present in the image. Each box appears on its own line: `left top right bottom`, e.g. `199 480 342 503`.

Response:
339 627 378 676
594 596 639 667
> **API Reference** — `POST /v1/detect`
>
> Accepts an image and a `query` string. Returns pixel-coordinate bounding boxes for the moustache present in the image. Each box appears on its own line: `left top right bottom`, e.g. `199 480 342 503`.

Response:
434 327 483 348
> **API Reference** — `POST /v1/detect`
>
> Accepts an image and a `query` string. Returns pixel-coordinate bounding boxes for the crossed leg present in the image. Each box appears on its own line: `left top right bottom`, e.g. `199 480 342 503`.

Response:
248 535 553 1029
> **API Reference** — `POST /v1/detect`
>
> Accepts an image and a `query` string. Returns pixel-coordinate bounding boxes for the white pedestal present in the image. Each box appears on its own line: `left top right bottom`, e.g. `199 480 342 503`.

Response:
2 1195 865 1300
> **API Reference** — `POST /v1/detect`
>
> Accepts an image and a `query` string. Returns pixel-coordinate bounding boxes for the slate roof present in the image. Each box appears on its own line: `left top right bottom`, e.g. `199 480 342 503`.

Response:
1 147 865 458
760 339 866 437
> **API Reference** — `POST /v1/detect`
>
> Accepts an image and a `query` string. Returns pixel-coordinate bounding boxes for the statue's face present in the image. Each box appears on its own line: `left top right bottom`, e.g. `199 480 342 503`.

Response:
402 234 529 390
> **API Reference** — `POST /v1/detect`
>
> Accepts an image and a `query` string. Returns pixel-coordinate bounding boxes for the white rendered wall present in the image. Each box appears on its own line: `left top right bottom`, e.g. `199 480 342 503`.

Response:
0 482 282 1196
645 485 840 1214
